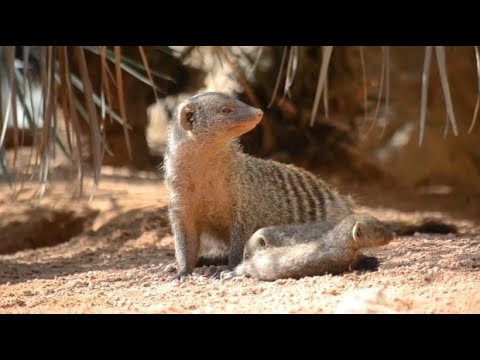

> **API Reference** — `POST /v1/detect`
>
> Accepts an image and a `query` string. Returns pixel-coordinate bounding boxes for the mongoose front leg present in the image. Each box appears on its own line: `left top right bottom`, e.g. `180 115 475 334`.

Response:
171 216 199 279
228 223 250 269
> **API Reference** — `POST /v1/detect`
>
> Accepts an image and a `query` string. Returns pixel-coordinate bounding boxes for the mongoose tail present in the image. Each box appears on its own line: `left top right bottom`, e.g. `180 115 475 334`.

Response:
385 219 457 236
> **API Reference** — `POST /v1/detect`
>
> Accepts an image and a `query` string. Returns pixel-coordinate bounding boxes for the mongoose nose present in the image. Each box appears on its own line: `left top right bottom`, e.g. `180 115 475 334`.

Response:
256 109 264 118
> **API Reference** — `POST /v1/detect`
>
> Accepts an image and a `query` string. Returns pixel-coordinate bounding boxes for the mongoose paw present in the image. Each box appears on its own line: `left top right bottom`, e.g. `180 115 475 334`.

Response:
219 270 235 280
174 271 191 281
231 264 246 277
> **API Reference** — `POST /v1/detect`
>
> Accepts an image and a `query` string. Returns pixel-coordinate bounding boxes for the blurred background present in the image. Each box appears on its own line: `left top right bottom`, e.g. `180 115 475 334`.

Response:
3 46 480 189
1 46 479 254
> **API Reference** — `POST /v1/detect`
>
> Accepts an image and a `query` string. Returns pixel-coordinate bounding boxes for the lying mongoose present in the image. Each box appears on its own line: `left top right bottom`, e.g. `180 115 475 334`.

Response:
164 92 354 278
233 214 395 281
243 220 335 261
242 214 456 263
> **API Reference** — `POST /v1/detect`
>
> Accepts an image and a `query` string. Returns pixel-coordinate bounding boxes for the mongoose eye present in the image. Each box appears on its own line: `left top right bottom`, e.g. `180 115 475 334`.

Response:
221 106 232 114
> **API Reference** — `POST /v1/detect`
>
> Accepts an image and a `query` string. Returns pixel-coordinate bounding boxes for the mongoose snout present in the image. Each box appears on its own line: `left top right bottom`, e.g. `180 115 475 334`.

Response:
232 106 263 125
351 217 396 248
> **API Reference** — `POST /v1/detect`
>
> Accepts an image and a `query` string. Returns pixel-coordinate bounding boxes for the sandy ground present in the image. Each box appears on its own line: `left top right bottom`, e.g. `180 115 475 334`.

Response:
0 169 479 314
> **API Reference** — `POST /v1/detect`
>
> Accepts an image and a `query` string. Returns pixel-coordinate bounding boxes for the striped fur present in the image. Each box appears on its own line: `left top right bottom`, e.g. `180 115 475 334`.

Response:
164 92 355 277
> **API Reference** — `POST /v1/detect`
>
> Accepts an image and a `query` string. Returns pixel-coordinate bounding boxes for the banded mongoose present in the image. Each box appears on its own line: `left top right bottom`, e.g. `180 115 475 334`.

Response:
243 220 335 261
164 92 354 278
233 214 395 281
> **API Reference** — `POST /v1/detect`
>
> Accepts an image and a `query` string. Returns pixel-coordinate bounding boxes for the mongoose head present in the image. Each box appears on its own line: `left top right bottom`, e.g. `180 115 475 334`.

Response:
350 214 395 248
176 92 263 139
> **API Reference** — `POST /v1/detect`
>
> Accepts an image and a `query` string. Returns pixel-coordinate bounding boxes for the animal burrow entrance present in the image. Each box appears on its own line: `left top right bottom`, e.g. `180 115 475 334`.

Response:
0 207 99 254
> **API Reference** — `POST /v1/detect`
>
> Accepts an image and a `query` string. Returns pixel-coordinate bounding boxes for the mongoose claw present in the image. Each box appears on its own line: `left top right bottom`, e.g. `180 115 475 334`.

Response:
174 271 190 282
219 270 235 280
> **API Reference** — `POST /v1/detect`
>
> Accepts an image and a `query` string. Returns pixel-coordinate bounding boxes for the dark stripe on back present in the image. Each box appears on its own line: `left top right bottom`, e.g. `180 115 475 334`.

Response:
285 169 305 222
301 174 322 221
324 184 341 219
293 170 318 222
310 180 327 220
271 164 292 219
324 185 337 203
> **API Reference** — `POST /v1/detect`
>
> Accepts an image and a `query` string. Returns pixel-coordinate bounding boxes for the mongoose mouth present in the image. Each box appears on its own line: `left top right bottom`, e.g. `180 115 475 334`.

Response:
230 118 261 130
228 108 264 135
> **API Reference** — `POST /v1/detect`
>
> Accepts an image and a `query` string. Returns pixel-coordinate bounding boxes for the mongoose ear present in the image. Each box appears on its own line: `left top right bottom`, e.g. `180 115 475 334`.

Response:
257 235 267 247
179 105 195 130
352 221 365 242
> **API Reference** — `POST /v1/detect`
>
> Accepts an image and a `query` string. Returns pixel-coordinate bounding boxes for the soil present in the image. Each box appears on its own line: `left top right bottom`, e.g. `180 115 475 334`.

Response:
0 168 479 314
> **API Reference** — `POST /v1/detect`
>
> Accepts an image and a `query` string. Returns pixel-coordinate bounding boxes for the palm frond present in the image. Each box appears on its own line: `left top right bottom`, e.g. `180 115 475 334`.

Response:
359 46 368 124
268 46 288 108
383 46 390 133
435 46 458 137
468 45 480 134
114 46 133 165
138 46 159 101
419 46 433 146
284 46 298 98
310 46 333 126
83 46 174 84
1 45 479 200
75 47 103 198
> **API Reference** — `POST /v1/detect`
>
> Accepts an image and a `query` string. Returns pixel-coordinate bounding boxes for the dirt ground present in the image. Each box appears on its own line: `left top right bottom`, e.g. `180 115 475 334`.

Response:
0 168 479 314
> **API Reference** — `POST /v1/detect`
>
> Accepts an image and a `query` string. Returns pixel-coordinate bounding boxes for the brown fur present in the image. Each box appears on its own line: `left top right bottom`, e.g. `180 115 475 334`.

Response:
163 92 354 278
234 214 395 281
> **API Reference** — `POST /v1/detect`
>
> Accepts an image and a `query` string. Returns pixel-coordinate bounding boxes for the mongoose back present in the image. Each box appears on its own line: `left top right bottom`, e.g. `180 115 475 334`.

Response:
164 92 354 278
243 220 335 261
233 214 395 281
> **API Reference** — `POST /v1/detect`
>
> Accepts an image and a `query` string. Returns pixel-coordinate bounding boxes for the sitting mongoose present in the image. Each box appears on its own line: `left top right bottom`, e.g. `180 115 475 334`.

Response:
233 214 395 281
164 92 354 278
243 220 335 261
